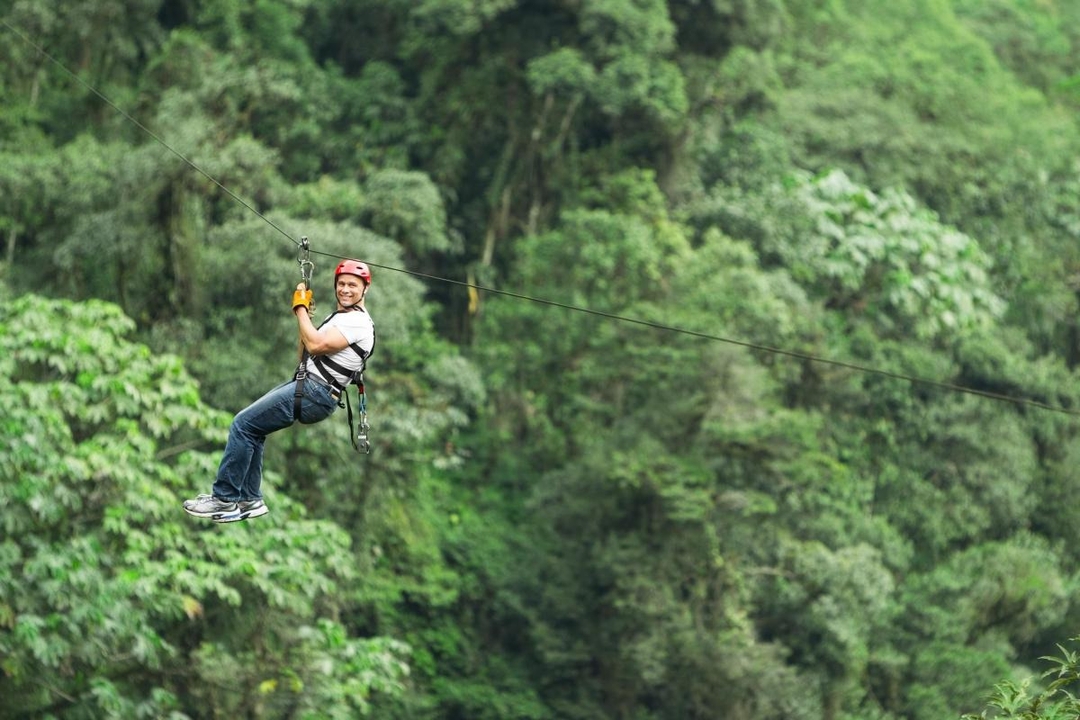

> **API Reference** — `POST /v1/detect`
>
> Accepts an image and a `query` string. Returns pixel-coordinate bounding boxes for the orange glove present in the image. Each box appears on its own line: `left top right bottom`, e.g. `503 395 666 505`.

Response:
292 287 313 314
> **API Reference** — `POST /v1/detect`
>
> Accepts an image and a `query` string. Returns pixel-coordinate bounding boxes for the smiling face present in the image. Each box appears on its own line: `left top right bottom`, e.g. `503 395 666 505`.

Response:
335 273 367 309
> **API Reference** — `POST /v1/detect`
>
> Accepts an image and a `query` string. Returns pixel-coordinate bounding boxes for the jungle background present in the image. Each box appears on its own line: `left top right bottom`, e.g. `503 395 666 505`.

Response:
4 1 1080 718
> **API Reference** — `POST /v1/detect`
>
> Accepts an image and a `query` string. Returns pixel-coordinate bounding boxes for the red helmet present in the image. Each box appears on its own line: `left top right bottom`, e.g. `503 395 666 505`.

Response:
335 259 371 285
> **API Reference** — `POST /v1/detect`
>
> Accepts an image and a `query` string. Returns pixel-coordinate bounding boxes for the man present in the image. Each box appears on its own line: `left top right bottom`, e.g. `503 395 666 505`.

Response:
183 259 375 523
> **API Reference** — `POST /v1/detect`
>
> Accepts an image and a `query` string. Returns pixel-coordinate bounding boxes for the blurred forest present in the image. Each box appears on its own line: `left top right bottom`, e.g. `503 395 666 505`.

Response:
4 1 1080 718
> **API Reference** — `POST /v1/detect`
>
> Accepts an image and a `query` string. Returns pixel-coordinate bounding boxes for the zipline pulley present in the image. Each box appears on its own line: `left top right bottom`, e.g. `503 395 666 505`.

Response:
297 236 314 289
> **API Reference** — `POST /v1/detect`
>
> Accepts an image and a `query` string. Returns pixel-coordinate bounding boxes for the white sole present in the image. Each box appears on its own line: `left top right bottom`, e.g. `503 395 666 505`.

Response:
214 505 270 523
183 505 237 520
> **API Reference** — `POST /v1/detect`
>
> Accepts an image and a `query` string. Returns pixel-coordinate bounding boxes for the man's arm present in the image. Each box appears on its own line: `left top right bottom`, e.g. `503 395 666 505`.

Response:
293 283 350 356
295 309 350 356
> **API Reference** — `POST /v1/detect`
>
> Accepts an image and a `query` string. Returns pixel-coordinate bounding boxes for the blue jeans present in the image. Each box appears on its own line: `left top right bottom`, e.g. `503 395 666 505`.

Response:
212 379 338 501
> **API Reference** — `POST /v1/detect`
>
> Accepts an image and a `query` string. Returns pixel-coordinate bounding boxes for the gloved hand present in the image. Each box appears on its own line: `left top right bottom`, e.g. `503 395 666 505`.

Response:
292 285 313 314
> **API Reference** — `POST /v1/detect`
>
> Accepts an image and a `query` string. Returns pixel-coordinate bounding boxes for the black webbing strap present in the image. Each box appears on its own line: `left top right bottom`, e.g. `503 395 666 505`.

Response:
293 355 308 423
312 354 354 391
344 384 356 448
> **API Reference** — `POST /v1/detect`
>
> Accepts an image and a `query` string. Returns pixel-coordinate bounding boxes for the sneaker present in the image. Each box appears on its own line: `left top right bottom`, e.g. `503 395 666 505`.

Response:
183 493 238 521
215 498 269 524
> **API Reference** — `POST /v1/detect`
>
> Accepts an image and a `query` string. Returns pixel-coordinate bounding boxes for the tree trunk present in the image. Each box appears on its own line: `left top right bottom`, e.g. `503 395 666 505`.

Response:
5 227 16 267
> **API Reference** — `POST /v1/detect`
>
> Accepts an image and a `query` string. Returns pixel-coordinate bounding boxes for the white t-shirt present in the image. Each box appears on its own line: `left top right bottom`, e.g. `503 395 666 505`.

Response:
305 309 375 386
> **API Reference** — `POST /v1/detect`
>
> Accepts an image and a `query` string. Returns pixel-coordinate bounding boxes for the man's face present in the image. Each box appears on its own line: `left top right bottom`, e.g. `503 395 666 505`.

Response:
336 274 366 307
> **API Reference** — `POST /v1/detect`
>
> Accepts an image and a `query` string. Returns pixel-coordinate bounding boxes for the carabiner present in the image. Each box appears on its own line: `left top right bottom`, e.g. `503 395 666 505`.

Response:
297 236 315 289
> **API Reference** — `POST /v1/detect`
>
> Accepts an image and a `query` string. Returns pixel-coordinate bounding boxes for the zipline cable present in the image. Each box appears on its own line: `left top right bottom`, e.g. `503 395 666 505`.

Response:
302 248 1079 416
5 19 1078 417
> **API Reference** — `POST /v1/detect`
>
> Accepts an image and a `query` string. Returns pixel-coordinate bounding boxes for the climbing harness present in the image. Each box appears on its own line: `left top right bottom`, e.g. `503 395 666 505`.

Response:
291 238 375 453
304 309 375 454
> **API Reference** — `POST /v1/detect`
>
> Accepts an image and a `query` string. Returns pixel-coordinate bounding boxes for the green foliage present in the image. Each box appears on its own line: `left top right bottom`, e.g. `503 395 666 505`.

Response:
953 0 1080 96
962 639 1080 720
773 0 1079 245
361 169 457 258
901 536 1068 649
581 0 677 57
695 167 1006 343
282 175 366 221
523 1 688 129
526 48 597 97
409 0 518 36
6 1 1080 718
0 292 409 717
327 59 419 174
907 642 1015 720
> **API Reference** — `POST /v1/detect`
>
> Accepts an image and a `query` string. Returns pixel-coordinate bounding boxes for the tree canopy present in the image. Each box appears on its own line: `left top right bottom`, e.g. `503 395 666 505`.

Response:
3 1 1080 718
